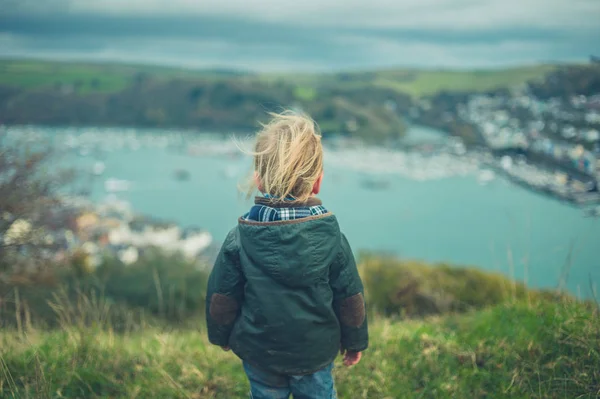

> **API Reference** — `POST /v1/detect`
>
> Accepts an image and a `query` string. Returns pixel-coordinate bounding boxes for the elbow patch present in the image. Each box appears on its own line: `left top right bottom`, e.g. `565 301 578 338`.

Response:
340 293 366 327
209 293 239 325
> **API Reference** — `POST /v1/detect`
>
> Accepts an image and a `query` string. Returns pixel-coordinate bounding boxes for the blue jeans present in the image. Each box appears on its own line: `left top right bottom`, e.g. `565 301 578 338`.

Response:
243 362 336 399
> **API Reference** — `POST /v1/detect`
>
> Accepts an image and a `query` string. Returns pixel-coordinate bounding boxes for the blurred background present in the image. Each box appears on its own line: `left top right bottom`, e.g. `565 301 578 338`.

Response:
1 1 600 397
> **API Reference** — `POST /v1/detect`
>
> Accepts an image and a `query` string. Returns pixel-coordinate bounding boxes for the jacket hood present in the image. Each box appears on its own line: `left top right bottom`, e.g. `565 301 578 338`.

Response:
237 214 340 288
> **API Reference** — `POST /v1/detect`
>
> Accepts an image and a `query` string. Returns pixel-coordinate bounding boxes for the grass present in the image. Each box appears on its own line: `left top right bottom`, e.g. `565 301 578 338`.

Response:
0 58 556 97
262 65 557 97
0 59 242 94
358 255 560 317
0 60 132 93
1 299 598 398
1 254 597 397
371 65 558 97
292 85 317 101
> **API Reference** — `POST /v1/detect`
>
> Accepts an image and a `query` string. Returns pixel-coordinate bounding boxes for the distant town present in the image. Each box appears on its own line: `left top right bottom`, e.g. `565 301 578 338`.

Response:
412 62 600 208
3 195 219 274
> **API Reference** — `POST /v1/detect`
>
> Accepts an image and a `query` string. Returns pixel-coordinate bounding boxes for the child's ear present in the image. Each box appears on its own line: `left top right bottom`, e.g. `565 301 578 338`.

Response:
312 171 324 195
253 171 264 193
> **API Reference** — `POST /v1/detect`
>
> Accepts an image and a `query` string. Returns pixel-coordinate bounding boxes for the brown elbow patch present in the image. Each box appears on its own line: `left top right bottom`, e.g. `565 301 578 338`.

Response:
209 293 239 325
340 293 365 327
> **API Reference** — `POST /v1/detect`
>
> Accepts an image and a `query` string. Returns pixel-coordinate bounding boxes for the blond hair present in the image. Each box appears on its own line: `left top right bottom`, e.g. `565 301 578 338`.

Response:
242 111 323 203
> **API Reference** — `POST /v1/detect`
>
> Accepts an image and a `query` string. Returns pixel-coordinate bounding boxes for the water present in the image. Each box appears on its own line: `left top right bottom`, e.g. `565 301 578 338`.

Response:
8 125 599 297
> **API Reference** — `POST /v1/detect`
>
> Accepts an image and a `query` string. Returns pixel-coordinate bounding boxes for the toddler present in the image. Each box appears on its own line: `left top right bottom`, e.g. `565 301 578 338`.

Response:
206 112 368 399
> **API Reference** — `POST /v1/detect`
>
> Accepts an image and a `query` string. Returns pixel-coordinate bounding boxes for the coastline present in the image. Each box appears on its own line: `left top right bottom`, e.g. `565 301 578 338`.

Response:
3 123 599 209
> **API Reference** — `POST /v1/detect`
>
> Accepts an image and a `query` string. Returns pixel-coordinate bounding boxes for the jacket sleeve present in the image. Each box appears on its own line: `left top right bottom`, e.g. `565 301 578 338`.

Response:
205 229 245 347
329 233 369 352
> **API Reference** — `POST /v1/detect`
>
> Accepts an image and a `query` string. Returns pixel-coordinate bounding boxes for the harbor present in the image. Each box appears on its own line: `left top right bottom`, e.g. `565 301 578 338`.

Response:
483 156 600 208
4 124 599 211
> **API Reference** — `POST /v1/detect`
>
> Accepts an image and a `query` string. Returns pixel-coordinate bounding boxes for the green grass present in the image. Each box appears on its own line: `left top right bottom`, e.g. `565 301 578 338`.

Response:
0 59 241 93
359 255 553 317
0 58 557 97
1 299 598 398
2 255 596 398
0 60 131 93
292 85 317 101
261 65 556 97
371 66 557 97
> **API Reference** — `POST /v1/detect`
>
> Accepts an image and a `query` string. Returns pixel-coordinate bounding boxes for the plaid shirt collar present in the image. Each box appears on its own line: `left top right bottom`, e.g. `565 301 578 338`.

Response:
243 195 328 222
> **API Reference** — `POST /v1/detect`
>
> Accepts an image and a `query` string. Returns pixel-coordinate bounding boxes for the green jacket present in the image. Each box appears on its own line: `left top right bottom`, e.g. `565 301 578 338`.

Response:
206 211 368 375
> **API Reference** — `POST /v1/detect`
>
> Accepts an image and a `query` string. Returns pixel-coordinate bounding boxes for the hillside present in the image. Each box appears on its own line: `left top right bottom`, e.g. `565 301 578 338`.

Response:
2 299 598 398
0 59 554 96
265 64 556 97
0 59 411 142
1 252 599 398
0 59 246 93
0 59 556 142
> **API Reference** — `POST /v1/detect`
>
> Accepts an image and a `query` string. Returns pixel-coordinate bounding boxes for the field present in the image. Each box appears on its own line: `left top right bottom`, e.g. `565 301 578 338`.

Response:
267 65 556 97
370 66 557 97
0 58 555 97
1 298 598 399
0 59 243 94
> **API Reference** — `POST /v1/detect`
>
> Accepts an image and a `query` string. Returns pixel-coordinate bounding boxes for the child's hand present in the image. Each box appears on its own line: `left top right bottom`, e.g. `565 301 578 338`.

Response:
221 346 230 351
341 349 362 366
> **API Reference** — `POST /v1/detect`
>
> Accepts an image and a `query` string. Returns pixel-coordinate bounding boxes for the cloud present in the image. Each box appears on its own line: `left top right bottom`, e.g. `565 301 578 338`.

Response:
0 33 338 71
0 0 598 70
3 0 600 32
0 26 592 72
333 34 589 68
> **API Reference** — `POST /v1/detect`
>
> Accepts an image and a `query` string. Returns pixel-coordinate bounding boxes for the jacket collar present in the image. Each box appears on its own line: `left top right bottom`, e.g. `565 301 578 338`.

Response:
239 212 333 226
254 196 322 208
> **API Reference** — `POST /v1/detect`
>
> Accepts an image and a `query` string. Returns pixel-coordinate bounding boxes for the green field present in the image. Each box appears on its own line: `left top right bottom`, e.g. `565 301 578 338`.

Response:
0 59 244 94
261 65 557 97
370 66 557 96
0 58 556 97
1 299 598 398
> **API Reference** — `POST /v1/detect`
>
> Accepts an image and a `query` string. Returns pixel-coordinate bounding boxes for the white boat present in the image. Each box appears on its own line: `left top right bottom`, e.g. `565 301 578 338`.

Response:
478 170 496 185
93 162 106 176
65 135 79 149
104 178 131 193
223 165 237 179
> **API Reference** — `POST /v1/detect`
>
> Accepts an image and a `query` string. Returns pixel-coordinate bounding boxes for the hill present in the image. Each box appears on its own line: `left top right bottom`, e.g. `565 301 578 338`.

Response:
1 299 597 398
0 59 557 143
1 252 598 398
0 59 555 97
264 64 556 97
0 59 411 143
0 59 246 94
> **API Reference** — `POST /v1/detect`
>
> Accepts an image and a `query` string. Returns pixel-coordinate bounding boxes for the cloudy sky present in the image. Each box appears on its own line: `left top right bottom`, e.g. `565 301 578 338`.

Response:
1 0 599 71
